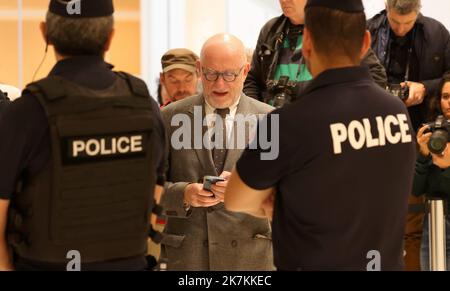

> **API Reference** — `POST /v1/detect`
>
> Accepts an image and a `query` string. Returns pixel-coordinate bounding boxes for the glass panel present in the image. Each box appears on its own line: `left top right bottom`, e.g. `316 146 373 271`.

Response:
0 0 141 89
0 0 19 88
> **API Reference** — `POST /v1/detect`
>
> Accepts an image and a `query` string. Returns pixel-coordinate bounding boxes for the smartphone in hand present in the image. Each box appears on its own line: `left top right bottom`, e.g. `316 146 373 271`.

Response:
203 176 225 192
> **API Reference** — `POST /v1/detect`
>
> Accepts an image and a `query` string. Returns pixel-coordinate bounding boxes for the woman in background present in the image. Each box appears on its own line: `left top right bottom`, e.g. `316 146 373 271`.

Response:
413 72 450 271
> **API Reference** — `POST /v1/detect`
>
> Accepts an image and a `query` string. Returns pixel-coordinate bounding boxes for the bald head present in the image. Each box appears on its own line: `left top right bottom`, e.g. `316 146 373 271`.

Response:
197 33 250 109
200 33 247 65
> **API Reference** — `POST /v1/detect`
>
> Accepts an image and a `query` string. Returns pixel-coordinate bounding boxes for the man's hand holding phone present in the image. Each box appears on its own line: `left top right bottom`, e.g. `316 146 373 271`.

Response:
183 172 231 208
206 171 231 202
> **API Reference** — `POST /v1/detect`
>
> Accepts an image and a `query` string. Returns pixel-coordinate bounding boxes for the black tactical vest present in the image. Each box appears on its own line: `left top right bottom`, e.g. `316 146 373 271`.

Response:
8 72 158 263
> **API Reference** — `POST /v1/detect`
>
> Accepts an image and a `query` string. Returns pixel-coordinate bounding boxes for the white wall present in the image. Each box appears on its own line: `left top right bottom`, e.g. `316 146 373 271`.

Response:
185 0 227 55
227 0 281 50
421 0 450 30
363 0 385 18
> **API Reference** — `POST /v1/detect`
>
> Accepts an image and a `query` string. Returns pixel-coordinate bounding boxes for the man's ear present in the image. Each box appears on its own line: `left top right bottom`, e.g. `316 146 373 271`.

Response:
302 27 312 60
242 62 251 79
160 72 166 86
360 30 371 60
104 28 115 52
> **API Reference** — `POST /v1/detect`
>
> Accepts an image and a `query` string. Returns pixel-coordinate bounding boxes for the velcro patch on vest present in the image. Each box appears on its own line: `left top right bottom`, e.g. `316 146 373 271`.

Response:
62 132 148 164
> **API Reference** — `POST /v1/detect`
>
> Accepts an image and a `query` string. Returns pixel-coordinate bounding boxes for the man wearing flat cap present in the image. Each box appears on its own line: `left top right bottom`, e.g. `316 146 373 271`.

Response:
226 0 416 270
160 48 200 107
0 0 166 271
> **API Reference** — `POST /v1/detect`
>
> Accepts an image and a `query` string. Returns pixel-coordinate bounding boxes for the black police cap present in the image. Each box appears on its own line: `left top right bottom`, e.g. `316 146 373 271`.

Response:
305 0 364 12
49 0 114 18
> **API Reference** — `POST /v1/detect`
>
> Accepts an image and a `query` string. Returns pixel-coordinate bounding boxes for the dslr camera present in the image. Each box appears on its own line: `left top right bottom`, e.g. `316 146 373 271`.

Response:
386 84 409 101
266 76 297 108
425 115 450 154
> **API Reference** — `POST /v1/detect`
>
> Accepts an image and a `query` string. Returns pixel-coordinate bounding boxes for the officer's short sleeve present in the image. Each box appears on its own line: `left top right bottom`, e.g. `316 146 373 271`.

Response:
236 111 293 190
0 96 48 199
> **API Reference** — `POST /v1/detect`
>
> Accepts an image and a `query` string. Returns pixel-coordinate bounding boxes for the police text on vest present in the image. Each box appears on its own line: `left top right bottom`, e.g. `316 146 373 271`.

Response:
330 114 412 154
71 135 144 158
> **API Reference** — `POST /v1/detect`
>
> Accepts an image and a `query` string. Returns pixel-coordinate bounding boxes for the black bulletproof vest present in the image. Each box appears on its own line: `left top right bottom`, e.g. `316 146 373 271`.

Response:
8 72 158 263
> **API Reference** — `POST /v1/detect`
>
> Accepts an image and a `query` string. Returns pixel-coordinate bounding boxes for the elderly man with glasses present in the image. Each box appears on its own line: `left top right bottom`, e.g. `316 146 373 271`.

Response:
159 33 274 271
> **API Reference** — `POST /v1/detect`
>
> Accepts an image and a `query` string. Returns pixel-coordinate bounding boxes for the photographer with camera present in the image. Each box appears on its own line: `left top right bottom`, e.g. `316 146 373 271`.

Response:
244 0 387 107
413 73 450 271
368 0 450 131
368 0 450 271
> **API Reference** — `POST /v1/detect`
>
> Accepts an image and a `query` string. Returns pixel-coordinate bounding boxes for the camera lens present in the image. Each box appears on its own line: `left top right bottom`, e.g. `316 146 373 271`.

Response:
273 93 287 109
428 129 449 154
402 87 409 100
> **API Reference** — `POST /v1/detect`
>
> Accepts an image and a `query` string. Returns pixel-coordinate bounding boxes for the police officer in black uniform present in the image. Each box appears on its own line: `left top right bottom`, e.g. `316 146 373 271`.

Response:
0 0 165 271
225 0 416 271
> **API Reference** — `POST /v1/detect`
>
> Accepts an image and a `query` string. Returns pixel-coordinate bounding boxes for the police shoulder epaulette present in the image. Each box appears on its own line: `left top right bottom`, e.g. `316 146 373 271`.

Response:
117 72 149 98
26 76 67 102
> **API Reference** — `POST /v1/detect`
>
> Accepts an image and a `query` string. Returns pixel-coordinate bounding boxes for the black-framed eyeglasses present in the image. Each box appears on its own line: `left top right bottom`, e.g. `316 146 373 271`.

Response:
202 66 244 82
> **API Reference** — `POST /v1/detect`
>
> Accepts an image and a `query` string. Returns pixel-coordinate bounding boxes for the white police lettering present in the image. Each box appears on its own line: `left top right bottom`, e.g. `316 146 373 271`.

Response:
117 137 130 153
330 114 412 154
86 139 100 156
72 135 143 157
72 141 85 157
131 135 143 152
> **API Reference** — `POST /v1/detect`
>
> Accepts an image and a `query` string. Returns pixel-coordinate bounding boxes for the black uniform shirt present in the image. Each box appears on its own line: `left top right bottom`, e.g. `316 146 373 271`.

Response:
237 66 416 270
0 56 166 270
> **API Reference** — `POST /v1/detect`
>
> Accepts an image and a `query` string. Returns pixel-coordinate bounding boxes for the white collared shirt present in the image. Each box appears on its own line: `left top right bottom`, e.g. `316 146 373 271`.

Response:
204 95 241 143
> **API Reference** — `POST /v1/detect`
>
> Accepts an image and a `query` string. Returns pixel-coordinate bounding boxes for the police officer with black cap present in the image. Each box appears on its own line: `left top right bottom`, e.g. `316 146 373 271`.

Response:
0 0 166 271
226 0 416 270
